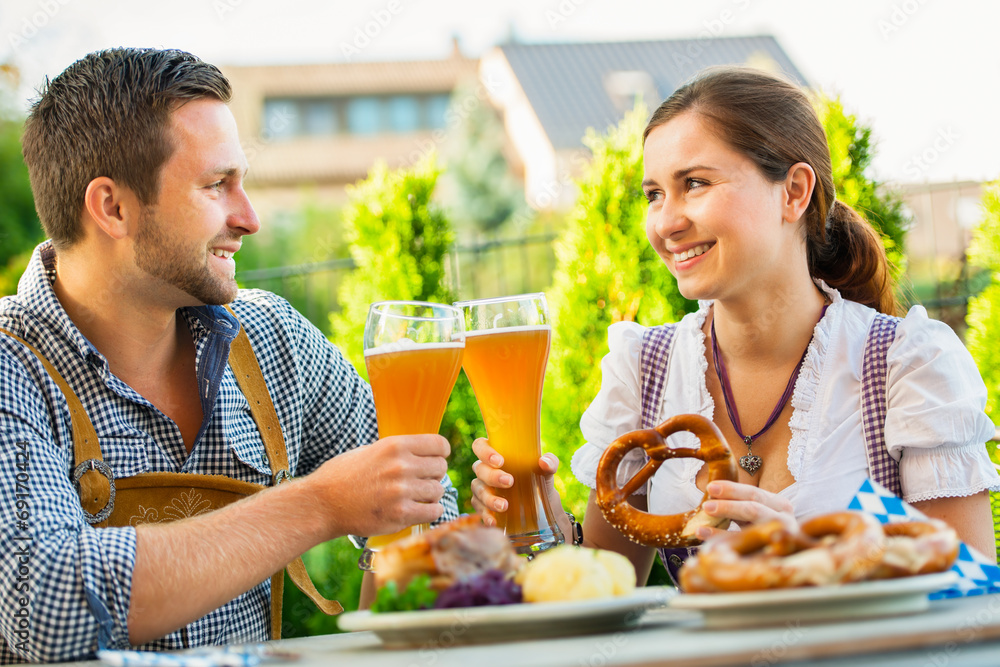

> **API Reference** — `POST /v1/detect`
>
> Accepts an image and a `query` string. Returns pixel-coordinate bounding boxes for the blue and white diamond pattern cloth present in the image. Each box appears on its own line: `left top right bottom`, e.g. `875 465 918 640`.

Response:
848 479 1000 599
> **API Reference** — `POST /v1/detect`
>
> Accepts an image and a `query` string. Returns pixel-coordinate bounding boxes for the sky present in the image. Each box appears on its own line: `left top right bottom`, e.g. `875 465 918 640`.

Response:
0 0 997 186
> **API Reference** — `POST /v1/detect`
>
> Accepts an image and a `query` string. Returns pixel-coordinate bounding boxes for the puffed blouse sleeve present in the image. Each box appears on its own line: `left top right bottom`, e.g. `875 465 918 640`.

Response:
571 321 647 493
884 305 1000 503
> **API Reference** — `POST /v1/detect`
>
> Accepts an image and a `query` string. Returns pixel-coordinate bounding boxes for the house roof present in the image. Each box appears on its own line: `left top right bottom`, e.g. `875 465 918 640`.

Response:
498 35 808 150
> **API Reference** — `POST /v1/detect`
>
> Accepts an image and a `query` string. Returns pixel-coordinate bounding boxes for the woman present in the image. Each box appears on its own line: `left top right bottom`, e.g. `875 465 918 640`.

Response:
471 66 1000 584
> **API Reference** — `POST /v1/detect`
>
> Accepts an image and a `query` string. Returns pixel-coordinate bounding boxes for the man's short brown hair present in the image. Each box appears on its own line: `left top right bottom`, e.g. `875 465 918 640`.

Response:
21 48 232 249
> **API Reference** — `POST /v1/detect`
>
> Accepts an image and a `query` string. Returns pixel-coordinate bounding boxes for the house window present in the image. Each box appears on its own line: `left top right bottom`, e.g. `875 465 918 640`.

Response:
262 99 300 139
347 97 382 135
387 95 420 132
261 92 455 138
425 94 450 130
303 100 338 136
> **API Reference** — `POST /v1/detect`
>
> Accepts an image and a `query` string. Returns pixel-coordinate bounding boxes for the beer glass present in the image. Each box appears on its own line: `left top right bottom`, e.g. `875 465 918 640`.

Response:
359 301 465 570
454 293 564 555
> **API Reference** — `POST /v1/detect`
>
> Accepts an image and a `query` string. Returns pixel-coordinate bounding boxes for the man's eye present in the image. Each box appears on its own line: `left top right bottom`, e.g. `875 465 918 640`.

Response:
687 178 706 190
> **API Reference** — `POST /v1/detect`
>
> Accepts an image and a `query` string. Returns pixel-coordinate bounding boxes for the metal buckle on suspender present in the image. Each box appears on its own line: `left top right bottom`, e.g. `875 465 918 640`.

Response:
272 468 292 486
71 458 116 524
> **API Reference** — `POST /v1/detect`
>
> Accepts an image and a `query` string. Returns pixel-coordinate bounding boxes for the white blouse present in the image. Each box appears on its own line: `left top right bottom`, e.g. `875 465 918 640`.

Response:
571 283 1000 521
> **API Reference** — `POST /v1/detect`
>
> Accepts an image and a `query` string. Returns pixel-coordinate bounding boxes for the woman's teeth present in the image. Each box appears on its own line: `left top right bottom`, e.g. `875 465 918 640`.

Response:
675 244 711 261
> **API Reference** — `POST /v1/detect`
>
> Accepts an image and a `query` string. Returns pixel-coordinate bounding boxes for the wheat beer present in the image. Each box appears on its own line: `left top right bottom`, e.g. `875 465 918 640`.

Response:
461 325 551 536
364 342 463 550
365 343 463 438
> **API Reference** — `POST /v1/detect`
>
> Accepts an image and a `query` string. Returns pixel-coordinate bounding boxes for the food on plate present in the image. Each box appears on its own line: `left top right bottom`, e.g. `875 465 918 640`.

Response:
515 545 636 602
679 511 958 593
371 574 440 613
371 515 522 612
370 516 641 611
869 519 959 580
433 568 522 609
374 514 521 591
595 414 737 548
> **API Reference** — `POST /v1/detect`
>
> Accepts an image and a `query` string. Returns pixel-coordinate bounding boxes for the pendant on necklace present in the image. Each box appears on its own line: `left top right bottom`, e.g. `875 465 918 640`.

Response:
739 436 763 475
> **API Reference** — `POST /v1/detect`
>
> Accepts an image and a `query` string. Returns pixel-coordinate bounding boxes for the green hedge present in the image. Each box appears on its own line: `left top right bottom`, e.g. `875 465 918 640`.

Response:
542 104 696 518
964 180 1000 553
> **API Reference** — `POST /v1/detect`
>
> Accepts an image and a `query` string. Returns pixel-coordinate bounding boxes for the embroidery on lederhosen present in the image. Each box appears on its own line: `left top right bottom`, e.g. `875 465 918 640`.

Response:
861 313 901 496
637 324 693 585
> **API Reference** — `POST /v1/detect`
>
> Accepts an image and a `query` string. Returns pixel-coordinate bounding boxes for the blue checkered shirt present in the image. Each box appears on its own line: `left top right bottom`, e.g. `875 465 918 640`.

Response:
0 243 459 663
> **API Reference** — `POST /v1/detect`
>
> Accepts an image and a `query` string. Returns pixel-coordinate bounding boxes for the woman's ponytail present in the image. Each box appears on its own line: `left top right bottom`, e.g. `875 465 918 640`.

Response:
808 200 898 316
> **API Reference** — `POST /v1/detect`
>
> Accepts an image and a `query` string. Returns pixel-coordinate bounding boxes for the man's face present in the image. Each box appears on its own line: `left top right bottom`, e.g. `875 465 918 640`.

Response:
133 98 259 306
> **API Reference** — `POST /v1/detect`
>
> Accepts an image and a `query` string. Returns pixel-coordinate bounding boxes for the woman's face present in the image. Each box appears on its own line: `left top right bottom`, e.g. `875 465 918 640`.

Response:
642 112 801 304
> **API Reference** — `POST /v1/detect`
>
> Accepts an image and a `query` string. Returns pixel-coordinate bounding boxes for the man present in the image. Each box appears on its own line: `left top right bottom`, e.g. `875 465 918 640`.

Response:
0 47 457 662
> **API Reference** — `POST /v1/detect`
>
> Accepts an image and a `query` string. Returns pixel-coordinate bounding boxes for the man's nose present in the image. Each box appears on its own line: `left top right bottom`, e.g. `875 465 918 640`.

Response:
230 187 260 236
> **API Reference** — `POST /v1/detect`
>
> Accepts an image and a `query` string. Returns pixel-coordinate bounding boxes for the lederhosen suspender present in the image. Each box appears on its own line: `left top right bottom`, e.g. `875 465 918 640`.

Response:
638 313 901 585
0 308 342 640
861 313 903 497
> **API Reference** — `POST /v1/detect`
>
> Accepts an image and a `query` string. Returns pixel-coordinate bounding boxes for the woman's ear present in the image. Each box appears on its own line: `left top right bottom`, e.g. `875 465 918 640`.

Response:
83 177 140 240
782 162 816 225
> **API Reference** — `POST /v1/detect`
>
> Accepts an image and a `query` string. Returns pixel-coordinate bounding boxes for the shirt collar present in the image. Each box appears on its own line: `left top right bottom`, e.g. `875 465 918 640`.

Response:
14 241 239 363
15 241 102 362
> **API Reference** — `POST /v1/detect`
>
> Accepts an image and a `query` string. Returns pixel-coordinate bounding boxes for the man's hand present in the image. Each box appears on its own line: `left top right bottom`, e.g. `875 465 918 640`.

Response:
310 434 451 538
130 433 449 644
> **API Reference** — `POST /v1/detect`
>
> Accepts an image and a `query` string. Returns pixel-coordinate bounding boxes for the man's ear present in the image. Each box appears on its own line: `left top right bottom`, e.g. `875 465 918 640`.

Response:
83 177 140 240
782 162 816 225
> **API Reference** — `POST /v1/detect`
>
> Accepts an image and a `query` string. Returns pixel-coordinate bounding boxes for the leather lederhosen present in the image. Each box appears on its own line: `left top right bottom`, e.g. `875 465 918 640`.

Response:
0 307 342 640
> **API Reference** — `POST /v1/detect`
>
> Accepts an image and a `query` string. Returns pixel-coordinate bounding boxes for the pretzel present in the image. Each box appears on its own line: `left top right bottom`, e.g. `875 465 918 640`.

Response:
680 511 887 593
595 414 737 548
679 519 810 592
869 520 959 580
799 511 887 584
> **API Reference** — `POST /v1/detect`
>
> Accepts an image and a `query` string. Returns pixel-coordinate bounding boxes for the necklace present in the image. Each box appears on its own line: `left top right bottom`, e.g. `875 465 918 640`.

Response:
710 306 826 476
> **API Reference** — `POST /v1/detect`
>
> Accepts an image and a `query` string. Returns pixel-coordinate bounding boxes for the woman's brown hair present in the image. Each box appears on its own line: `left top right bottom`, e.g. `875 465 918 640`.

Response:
644 66 898 315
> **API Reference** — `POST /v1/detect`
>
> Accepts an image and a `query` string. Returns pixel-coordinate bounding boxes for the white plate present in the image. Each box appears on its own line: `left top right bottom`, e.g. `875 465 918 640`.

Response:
337 586 677 647
670 571 958 628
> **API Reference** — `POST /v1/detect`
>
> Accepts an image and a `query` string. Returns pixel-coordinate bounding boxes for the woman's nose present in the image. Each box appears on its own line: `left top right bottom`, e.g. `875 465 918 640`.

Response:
648 196 688 240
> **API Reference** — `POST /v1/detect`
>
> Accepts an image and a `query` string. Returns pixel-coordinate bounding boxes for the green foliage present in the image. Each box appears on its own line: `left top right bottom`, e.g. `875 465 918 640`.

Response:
0 99 42 295
967 182 1000 274
371 574 438 612
542 104 697 517
441 372 486 513
813 94 909 281
327 153 483 509
992 492 1000 562
441 81 524 236
965 181 1000 466
238 200 349 334
330 155 455 368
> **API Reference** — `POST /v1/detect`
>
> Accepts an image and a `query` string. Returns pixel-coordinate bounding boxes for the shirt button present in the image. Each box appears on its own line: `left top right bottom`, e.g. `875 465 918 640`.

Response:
668 554 684 567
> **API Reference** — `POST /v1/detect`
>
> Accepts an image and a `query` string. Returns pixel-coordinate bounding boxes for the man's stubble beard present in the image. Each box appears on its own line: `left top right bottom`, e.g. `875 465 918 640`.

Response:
134 208 238 306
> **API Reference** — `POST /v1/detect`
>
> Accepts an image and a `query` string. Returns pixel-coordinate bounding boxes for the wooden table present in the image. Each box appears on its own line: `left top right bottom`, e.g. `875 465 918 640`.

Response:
272 593 1000 666
69 592 1000 667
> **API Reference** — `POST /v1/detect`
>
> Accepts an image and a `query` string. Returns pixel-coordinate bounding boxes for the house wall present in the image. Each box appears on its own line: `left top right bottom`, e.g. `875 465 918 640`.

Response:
899 181 986 262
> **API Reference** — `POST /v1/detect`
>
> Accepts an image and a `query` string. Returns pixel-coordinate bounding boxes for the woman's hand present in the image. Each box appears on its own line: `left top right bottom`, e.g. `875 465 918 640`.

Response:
469 438 568 536
695 480 796 540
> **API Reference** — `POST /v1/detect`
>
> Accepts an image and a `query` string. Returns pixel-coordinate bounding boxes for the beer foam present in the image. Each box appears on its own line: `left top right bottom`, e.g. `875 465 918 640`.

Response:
364 340 464 357
464 324 552 337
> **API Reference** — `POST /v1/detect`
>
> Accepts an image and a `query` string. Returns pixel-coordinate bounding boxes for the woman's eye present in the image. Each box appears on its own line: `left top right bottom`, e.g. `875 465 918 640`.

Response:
687 178 706 190
643 190 661 203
